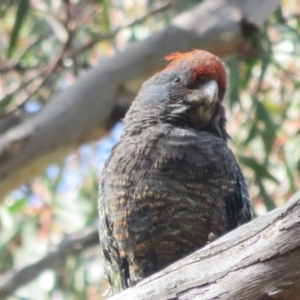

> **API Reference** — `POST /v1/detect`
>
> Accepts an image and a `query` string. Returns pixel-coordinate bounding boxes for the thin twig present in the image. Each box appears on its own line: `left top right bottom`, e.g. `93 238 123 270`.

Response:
0 32 52 74
17 32 53 64
0 1 171 115
0 50 61 114
0 68 47 105
1 22 74 114
75 4 98 32
66 1 172 59
0 230 99 299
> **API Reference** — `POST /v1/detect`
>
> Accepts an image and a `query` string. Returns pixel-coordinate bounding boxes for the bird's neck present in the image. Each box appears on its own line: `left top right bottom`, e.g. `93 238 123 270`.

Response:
204 102 230 142
122 102 230 142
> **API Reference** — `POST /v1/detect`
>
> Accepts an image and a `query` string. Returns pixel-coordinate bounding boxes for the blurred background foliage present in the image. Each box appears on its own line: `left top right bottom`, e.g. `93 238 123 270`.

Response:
0 0 299 299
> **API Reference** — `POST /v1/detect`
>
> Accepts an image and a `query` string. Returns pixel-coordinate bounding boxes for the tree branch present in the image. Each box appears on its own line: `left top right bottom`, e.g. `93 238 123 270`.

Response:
109 191 300 300
2 191 299 299
0 230 99 299
0 0 280 200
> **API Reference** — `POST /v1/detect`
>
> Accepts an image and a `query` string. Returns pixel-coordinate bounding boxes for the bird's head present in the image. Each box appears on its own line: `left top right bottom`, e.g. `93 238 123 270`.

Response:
124 50 229 140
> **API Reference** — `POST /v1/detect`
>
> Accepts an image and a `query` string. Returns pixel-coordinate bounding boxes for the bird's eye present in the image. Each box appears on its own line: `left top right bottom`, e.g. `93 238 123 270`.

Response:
172 76 182 84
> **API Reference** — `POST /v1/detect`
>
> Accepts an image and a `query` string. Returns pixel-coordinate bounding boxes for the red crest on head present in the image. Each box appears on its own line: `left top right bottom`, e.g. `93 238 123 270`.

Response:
163 50 227 101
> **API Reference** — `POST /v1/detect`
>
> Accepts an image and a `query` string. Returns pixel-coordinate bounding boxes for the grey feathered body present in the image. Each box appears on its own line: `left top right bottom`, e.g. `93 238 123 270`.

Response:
99 118 251 292
99 50 252 293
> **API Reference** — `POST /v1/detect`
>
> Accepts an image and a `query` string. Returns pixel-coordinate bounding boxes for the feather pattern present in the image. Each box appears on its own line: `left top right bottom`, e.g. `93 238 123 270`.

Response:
98 50 252 293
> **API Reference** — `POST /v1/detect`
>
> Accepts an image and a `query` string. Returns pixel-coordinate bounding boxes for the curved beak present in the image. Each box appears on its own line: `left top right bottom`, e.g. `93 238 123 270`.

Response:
185 80 218 107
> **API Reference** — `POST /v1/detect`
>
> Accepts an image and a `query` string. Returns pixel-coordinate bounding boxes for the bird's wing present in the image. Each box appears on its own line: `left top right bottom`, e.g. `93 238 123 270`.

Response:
99 185 127 293
225 165 252 230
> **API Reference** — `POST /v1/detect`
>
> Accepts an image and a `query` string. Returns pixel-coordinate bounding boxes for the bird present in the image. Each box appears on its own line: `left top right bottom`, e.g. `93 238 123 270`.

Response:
98 50 252 293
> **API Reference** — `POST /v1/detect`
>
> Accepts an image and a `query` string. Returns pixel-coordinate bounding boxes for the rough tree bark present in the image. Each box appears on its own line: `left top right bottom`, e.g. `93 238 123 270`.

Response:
0 0 279 200
1 192 299 299
109 191 300 300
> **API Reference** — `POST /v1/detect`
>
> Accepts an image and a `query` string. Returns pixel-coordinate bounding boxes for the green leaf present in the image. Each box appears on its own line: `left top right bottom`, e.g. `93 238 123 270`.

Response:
283 145 298 193
7 197 27 214
297 158 300 175
242 58 256 89
97 0 110 31
243 124 258 145
0 94 14 111
7 0 30 58
254 98 277 155
273 5 284 24
227 59 241 109
284 157 297 193
257 54 270 92
257 181 276 211
239 156 279 183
